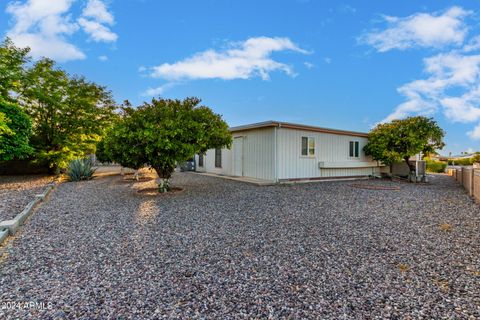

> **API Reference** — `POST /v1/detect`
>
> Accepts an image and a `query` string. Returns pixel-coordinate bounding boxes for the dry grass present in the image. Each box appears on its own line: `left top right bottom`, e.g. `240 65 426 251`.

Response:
398 263 410 273
439 223 453 232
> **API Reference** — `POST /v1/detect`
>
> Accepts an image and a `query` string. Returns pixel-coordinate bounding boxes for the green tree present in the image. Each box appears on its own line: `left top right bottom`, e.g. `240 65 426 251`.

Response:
95 139 113 164
0 37 30 100
364 116 445 177
106 98 232 192
19 58 117 171
0 111 12 135
0 98 33 161
102 105 147 177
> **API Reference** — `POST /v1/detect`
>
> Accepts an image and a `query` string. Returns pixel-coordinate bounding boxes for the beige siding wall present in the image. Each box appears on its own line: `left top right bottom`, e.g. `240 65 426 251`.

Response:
232 128 275 181
276 128 381 180
195 148 232 175
196 128 275 181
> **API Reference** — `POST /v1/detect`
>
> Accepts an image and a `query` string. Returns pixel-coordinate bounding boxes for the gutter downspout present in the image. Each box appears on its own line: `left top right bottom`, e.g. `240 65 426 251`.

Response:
274 123 280 183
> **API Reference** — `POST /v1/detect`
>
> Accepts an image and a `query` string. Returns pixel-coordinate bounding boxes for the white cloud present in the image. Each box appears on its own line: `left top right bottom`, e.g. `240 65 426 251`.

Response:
304 62 314 69
142 83 178 97
78 17 117 42
464 35 480 52
98 55 108 61
6 0 85 61
360 6 470 52
79 0 117 42
324 57 332 64
5 0 117 61
82 0 114 24
381 53 480 137
362 6 480 139
149 37 309 81
468 124 480 139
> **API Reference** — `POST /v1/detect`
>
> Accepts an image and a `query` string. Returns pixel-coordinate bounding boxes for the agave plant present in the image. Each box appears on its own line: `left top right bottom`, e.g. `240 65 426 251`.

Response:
66 158 96 181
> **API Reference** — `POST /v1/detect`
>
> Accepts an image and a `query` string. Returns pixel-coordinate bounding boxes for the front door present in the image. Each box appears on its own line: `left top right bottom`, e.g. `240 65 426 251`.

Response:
233 137 244 176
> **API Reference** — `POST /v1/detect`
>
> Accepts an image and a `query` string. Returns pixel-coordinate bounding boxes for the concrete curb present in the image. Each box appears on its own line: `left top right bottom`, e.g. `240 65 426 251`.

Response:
0 181 57 244
0 228 8 244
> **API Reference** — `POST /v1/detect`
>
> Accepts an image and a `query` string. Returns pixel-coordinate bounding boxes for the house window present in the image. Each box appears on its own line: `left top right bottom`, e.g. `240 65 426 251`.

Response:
301 137 315 156
198 153 204 167
349 141 360 158
215 149 222 168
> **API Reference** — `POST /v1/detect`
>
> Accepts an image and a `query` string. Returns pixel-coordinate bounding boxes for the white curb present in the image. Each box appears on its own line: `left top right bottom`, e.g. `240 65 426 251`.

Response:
0 181 57 243
0 229 8 244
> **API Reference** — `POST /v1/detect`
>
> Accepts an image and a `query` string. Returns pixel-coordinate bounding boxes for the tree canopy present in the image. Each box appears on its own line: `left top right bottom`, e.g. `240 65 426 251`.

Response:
0 98 33 161
104 97 232 192
18 58 118 171
0 38 29 100
0 39 119 172
364 116 445 172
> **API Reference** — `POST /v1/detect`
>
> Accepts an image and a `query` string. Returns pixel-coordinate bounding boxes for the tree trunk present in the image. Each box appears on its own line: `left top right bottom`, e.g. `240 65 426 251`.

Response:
404 156 416 182
153 166 175 193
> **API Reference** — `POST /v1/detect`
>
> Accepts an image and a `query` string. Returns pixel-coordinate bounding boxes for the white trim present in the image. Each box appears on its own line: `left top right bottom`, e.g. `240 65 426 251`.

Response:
300 136 316 158
348 140 360 158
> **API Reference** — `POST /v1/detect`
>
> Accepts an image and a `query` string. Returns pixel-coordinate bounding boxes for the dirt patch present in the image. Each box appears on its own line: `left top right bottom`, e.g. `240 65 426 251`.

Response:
117 177 155 183
136 186 184 196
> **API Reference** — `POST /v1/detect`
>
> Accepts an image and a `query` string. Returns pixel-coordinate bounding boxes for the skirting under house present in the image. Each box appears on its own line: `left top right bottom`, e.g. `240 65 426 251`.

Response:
195 121 387 183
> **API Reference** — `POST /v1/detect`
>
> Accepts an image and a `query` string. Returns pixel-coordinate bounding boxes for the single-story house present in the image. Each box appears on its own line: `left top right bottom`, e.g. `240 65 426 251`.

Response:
195 120 387 182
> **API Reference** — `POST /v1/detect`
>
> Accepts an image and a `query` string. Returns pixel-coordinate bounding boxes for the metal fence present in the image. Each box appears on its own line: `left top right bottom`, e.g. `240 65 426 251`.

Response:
448 166 476 199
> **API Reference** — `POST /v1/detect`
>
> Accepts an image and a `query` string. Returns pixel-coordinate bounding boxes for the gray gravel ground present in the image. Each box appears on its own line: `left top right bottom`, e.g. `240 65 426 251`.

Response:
0 173 479 319
0 175 54 221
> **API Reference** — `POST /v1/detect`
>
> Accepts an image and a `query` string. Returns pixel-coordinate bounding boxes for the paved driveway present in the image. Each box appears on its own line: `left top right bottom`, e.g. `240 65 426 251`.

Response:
0 173 479 319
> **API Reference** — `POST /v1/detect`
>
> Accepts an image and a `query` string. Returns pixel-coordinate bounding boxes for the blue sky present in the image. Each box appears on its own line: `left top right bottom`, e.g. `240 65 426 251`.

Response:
1 0 480 155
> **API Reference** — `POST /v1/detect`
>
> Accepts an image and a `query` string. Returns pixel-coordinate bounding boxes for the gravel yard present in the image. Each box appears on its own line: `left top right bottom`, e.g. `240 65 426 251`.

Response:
0 175 54 222
0 172 479 319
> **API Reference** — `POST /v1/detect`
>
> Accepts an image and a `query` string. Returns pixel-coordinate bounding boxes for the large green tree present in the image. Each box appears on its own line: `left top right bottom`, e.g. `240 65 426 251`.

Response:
0 98 33 161
0 111 12 135
102 106 147 177
364 116 445 176
19 58 118 171
0 38 30 100
105 97 232 192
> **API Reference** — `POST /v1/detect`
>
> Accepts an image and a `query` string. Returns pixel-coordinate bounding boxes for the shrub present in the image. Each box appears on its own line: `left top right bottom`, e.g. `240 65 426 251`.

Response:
66 158 96 181
447 158 474 166
95 139 113 164
0 98 33 161
426 160 447 173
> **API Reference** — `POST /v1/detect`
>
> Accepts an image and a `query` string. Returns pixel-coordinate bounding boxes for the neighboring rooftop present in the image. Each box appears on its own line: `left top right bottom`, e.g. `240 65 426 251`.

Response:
229 120 369 137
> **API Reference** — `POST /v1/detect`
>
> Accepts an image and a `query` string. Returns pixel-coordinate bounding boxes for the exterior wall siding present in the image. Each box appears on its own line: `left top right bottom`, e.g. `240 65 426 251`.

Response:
276 128 380 180
232 128 275 181
195 148 232 175
196 128 275 181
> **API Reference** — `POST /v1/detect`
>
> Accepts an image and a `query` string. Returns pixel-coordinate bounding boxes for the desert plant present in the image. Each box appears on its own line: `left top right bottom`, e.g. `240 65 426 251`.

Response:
66 158 96 181
158 179 170 193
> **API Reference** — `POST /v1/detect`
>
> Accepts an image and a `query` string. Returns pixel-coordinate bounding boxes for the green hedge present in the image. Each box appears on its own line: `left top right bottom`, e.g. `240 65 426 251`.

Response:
426 160 447 173
447 158 474 166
